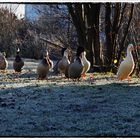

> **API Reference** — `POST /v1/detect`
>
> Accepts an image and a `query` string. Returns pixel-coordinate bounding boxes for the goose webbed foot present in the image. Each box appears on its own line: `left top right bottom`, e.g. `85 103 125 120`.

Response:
127 76 131 82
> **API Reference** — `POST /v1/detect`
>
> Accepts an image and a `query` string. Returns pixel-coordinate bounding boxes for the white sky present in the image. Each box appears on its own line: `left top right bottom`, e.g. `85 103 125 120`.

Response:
0 4 25 19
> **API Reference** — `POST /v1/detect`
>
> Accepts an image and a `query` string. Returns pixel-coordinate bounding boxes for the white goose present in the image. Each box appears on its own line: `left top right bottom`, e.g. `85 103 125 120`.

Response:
58 48 70 75
81 51 91 77
117 44 135 81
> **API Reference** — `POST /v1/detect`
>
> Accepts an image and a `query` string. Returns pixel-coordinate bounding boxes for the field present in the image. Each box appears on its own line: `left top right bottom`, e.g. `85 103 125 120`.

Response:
0 59 140 137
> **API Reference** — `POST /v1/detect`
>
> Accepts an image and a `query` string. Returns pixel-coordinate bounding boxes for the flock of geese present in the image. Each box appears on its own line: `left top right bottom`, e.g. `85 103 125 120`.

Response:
0 44 137 82
35 46 91 81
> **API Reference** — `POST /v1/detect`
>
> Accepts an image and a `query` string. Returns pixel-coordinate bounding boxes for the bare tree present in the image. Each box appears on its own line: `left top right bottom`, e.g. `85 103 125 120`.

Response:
67 3 102 67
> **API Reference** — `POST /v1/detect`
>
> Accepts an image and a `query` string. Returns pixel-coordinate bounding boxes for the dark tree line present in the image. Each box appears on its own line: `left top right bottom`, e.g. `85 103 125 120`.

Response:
67 3 137 72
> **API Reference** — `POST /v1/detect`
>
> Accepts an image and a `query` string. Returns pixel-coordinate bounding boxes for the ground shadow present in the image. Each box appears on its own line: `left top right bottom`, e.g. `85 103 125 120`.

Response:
0 76 140 137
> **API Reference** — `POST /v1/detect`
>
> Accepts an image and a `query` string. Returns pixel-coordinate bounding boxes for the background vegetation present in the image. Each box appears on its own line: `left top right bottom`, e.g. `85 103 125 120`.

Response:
0 3 139 72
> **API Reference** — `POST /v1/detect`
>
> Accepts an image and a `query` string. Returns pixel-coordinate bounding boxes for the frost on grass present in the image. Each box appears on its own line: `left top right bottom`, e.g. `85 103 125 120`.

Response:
0 59 140 136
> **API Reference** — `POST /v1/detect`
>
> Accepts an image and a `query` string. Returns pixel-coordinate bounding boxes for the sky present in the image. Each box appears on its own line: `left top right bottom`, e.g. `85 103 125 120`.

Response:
0 4 39 20
25 4 38 21
0 4 25 19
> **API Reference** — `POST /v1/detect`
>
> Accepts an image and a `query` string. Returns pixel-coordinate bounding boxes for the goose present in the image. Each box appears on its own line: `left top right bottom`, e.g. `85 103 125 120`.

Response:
117 44 135 81
76 47 91 79
67 47 84 81
57 48 70 75
68 55 83 81
37 50 53 80
0 52 8 71
81 51 91 77
13 48 24 73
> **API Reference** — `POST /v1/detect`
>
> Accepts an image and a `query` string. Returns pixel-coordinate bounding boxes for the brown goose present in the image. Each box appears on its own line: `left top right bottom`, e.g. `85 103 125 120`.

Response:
67 47 84 81
0 52 8 71
13 48 24 73
57 48 70 75
37 50 53 80
68 56 83 81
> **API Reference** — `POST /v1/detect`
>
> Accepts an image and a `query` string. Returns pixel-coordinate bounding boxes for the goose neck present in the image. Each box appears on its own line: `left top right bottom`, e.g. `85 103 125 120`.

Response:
126 50 133 61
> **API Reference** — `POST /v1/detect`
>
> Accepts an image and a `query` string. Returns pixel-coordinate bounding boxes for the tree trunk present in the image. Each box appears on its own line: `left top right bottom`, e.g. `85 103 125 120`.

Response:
117 4 134 66
105 3 112 66
91 4 102 65
67 3 102 67
67 4 88 47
